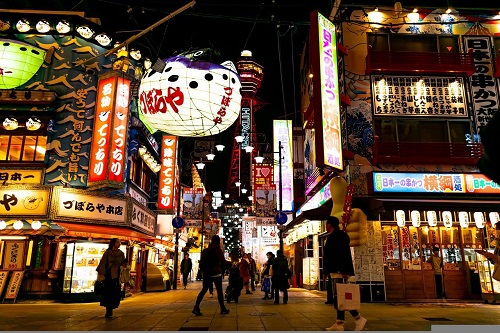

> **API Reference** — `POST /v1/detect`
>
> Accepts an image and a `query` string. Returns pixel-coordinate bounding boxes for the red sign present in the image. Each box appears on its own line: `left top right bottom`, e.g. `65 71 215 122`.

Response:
158 135 178 210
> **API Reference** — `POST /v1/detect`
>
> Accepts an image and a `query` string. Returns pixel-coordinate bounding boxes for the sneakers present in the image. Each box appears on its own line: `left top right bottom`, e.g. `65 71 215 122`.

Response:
192 308 202 316
326 322 344 331
355 317 367 331
220 308 230 314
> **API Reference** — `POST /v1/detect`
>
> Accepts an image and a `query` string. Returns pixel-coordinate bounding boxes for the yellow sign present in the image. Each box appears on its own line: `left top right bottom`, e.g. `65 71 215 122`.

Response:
0 187 50 217
3 241 26 270
0 169 43 185
4 271 24 299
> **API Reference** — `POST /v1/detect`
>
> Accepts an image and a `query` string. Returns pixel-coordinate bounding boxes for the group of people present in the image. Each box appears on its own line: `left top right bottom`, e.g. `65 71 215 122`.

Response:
94 215 368 331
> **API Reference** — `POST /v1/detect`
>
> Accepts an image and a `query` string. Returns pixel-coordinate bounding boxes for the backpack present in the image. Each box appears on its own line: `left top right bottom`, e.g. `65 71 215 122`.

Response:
275 258 290 278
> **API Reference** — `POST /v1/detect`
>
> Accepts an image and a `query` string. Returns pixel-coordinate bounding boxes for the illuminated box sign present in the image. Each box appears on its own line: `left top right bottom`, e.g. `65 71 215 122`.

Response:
273 120 294 212
253 165 273 186
0 187 50 217
0 169 43 185
371 172 500 194
157 135 178 211
88 73 131 187
372 75 467 117
255 184 277 218
310 11 343 171
131 202 156 235
3 241 26 270
296 181 331 217
182 188 204 220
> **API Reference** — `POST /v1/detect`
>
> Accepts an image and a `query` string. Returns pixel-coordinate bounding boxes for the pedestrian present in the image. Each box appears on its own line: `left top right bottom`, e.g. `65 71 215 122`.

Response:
96 238 126 318
324 216 367 331
261 251 274 300
180 253 193 289
271 249 291 304
428 247 444 298
247 253 257 291
119 259 131 299
192 235 231 316
226 249 243 303
239 253 253 294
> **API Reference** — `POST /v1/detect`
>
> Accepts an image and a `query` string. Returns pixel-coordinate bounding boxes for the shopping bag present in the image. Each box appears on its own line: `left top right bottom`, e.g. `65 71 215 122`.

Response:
336 283 360 311
261 277 271 292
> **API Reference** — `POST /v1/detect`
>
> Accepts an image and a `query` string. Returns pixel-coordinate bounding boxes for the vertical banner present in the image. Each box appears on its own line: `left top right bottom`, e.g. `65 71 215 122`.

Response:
157 135 178 211
182 188 204 220
108 76 131 182
0 271 8 297
3 241 26 271
310 11 343 171
255 184 277 217
4 270 23 300
463 36 499 132
273 120 294 212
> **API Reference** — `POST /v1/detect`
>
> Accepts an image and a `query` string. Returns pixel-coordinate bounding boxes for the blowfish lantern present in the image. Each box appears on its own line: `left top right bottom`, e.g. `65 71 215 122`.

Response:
138 55 242 137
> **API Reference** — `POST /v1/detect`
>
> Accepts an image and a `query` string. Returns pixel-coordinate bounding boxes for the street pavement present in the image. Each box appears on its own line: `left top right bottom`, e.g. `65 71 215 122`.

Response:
0 280 499 331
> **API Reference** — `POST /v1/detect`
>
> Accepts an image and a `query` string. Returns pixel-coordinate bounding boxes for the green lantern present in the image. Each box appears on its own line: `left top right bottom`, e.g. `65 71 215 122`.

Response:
0 39 46 89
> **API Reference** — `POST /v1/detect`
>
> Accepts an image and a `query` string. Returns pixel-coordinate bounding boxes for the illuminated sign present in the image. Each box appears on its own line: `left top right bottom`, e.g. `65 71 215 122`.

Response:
88 73 131 187
372 75 467 117
296 181 331 216
139 54 242 137
273 120 294 212
0 187 50 217
157 135 178 211
310 11 343 171
0 168 43 185
0 40 46 89
372 172 500 194
253 164 273 186
131 202 156 235
3 241 26 270
52 189 127 223
182 188 204 220
255 184 277 218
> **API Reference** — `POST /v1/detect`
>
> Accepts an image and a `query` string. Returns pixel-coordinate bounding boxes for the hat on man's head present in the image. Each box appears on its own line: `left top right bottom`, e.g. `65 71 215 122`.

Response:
326 215 340 228
211 235 220 244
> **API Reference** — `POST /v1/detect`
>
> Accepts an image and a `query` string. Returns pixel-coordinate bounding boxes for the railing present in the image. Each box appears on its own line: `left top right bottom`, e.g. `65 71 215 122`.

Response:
372 137 483 166
366 48 476 76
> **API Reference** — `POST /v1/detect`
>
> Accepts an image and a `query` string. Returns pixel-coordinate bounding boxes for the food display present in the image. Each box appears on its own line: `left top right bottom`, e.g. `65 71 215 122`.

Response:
63 242 126 294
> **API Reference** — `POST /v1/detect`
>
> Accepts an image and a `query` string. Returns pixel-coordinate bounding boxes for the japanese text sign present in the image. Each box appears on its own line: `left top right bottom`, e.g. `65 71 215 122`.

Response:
157 135 178 211
0 169 43 185
131 202 156 235
3 241 25 270
0 187 50 217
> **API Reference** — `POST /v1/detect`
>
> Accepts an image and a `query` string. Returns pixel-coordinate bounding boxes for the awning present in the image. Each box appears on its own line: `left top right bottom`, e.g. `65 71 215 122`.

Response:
0 220 64 237
284 199 333 232
55 222 156 242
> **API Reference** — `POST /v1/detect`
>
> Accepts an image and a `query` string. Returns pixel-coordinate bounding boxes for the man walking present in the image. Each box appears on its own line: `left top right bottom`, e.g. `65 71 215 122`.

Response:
247 253 257 291
324 216 367 331
192 235 231 316
180 253 193 289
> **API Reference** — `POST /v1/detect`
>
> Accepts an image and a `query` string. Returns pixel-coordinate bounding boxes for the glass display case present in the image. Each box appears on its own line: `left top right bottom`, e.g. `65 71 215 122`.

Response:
63 241 126 294
476 251 500 303
302 257 319 288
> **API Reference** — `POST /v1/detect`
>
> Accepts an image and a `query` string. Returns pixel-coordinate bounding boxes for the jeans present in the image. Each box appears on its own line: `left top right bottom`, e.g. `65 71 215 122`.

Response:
182 272 189 287
332 277 359 321
195 275 224 309
434 274 444 297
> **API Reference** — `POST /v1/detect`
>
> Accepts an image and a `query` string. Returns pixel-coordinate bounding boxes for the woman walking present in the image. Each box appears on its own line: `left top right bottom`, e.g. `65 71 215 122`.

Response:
96 238 126 318
261 252 275 300
239 253 253 294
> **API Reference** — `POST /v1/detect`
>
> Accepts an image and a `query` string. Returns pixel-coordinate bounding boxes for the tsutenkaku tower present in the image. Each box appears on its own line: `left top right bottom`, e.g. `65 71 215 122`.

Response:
227 50 265 198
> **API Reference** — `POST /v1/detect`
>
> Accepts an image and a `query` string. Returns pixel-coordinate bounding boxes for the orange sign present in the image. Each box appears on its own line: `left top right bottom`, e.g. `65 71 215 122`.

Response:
88 76 115 183
108 76 130 182
157 135 178 210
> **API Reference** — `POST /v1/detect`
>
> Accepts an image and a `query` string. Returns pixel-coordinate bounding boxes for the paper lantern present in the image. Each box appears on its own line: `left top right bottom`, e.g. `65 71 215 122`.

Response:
13 220 23 230
442 211 453 228
474 212 485 228
411 210 421 227
0 40 46 89
458 211 469 228
139 52 242 137
396 210 406 227
31 220 41 230
489 212 499 225
0 220 6 229
427 211 437 227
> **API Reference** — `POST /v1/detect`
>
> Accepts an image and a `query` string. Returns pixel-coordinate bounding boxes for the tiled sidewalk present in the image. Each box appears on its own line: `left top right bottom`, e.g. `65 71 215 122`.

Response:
0 281 499 331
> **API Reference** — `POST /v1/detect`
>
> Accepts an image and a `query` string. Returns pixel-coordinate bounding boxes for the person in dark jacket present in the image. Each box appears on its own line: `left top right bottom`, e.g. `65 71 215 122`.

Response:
180 253 193 289
226 249 243 303
324 216 366 331
96 238 126 318
247 253 257 291
192 235 231 316
271 249 291 304
261 252 275 300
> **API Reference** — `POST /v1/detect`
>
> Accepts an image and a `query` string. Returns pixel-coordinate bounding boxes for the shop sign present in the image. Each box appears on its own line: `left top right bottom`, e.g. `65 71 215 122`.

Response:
463 36 499 131
0 271 8 296
372 172 500 194
182 188 203 219
259 225 279 244
255 217 276 227
128 187 147 207
157 135 178 211
88 73 131 187
310 11 343 171
131 202 156 235
273 120 294 212
296 181 331 217
0 169 43 185
372 75 467 117
52 189 127 224
0 187 50 217
3 241 25 270
183 219 202 228
4 270 23 299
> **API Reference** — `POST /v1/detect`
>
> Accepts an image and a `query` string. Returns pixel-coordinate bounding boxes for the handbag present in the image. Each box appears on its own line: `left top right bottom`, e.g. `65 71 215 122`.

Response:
336 283 361 311
94 280 104 294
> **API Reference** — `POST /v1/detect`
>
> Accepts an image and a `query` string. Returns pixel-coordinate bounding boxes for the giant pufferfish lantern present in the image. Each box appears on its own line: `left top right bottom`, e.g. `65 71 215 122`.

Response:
138 50 242 137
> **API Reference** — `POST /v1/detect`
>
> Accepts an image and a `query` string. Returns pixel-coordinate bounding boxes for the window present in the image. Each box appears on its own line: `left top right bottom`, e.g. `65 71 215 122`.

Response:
0 134 46 162
129 153 153 195
374 118 472 143
368 33 460 53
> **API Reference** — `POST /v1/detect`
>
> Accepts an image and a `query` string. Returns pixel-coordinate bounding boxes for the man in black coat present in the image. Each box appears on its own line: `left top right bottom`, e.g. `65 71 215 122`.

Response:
324 216 367 331
180 253 193 289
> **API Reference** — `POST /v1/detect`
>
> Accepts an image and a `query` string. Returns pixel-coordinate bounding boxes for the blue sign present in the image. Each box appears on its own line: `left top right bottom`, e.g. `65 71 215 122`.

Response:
275 212 287 225
172 216 185 228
